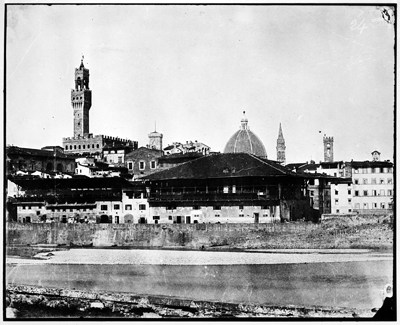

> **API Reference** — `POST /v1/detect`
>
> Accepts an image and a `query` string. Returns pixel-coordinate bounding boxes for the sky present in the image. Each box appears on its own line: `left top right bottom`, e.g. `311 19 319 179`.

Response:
5 4 395 163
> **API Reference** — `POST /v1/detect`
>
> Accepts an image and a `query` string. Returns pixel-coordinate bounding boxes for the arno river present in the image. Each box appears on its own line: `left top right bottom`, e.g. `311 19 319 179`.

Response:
6 248 393 310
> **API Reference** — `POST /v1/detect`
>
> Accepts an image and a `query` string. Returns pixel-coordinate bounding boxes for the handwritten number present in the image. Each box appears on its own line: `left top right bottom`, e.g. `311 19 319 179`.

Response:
350 18 368 34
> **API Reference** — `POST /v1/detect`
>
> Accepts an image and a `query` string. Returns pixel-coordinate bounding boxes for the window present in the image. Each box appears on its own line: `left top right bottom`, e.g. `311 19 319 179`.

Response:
114 204 120 210
336 209 340 213
372 190 377 196
213 206 221 210
239 205 244 210
139 204 146 210
348 199 351 204
371 178 376 184
348 190 351 195
380 189 385 196
239 214 244 217
335 199 339 205
97 144 100 148
387 178 392 184
388 167 393 173
262 214 268 218
139 161 145 170
363 179 368 185
380 203 385 209
125 204 132 210
215 214 220 218
70 209 73 212
118 156 122 164
353 168 359 174
387 189 393 196
83 145 85 149
151 161 156 169
380 179 385 184
373 203 378 209
92 144 95 148
310 190 314 196
355 203 360 209
335 190 339 195
78 145 81 149
153 216 160 220
101 205 107 211
355 190 359 197
128 162 133 170
371 168 375 174
65 145 68 150
74 145 77 149
354 179 359 185
168 216 172 220
363 190 368 197
70 145 72 150
194 215 199 218
388 202 393 209
363 203 369 209
348 209 352 212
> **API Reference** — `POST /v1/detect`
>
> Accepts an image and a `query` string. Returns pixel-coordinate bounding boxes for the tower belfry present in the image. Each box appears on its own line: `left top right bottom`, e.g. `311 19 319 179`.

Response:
323 135 334 162
71 56 92 137
276 123 286 164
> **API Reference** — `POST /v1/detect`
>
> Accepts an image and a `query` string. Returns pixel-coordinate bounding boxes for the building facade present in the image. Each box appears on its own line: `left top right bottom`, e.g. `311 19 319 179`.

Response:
6 145 76 175
125 147 164 179
142 153 315 224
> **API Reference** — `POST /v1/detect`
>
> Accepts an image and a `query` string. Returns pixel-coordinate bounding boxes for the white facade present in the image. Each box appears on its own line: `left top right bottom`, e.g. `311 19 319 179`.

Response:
352 166 393 212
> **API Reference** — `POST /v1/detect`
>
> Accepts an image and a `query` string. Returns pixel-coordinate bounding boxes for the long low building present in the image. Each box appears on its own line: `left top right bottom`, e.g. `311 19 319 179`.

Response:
140 153 317 224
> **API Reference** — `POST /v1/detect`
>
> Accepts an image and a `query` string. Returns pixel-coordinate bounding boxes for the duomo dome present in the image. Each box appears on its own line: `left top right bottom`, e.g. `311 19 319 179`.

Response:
224 112 267 158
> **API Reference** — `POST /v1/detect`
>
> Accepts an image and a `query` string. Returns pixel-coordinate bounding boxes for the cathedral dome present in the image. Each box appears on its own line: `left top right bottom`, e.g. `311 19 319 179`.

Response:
224 112 267 158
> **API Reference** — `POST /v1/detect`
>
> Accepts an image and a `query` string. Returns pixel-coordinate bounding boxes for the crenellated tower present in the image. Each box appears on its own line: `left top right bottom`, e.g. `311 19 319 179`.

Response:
71 56 92 137
323 135 334 162
276 123 286 164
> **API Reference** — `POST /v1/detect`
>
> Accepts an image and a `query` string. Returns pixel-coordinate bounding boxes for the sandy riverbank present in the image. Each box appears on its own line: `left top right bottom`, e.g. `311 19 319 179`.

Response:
6 248 393 265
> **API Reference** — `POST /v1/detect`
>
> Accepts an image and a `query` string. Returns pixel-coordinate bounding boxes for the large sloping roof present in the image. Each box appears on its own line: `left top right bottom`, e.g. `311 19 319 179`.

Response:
142 153 297 181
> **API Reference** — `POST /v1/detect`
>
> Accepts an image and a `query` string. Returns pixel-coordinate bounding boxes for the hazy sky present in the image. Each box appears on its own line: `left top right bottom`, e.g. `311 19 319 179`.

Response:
6 5 395 163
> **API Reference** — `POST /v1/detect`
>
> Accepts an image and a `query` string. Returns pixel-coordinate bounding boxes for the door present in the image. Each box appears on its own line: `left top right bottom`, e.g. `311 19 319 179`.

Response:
186 216 191 224
254 213 259 224
176 216 182 224
115 216 119 224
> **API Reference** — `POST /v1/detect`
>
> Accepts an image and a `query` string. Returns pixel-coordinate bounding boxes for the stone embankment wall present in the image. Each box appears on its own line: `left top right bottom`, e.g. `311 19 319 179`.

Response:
6 214 393 250
6 284 375 319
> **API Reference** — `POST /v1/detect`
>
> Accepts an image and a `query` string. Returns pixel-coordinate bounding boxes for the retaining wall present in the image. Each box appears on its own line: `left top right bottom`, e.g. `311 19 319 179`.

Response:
6 214 389 249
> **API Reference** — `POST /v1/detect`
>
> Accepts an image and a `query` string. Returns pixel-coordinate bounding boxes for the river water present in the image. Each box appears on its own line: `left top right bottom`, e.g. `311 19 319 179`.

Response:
6 249 393 310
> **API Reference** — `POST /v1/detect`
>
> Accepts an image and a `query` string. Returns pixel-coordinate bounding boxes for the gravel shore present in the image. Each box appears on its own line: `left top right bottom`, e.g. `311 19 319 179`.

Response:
6 248 393 265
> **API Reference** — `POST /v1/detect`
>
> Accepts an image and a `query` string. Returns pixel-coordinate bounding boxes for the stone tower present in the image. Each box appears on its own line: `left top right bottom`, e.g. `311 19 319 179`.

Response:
276 123 286 164
71 56 92 138
323 135 334 162
148 125 163 151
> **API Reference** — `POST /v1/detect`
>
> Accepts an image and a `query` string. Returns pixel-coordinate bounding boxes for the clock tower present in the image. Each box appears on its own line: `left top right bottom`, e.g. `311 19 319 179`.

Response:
71 57 91 138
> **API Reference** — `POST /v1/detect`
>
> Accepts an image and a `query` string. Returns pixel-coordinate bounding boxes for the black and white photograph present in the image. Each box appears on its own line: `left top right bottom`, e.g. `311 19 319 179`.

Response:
4 3 395 320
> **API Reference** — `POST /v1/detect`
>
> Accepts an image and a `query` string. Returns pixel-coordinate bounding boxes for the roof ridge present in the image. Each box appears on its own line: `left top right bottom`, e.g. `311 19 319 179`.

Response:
250 154 291 175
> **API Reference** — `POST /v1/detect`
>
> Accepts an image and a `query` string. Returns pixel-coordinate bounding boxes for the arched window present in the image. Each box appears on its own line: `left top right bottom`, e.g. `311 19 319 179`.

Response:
83 145 85 149
74 145 76 149
70 145 72 150
78 145 81 149
97 144 100 149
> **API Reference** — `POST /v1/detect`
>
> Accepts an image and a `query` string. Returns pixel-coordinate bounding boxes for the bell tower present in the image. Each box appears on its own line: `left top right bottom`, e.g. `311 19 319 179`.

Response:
71 56 92 137
276 123 286 164
323 135 334 162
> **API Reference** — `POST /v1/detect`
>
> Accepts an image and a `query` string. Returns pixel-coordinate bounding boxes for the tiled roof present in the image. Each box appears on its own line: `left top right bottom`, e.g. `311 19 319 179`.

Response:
350 160 393 168
142 153 298 181
7 146 73 159
10 177 133 190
